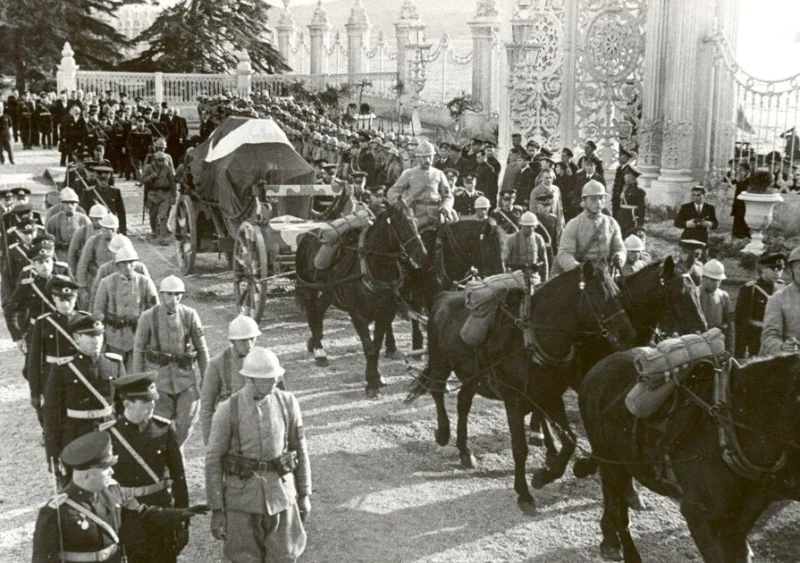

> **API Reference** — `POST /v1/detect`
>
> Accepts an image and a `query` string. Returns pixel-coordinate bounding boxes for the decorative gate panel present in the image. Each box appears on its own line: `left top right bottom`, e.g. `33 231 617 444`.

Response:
574 0 646 167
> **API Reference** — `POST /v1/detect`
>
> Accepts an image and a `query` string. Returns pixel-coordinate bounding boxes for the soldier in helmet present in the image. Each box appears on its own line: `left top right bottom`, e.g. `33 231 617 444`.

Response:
490 189 524 234
133 275 209 446
83 165 127 235
734 253 785 359
146 137 175 172
42 313 126 476
93 245 159 369
551 180 625 276
504 211 549 283
386 140 454 226
27 275 81 426
45 188 92 263
760 247 800 355
200 314 263 444
699 259 733 351
621 235 647 276
89 235 151 309
68 204 107 275
107 372 191 562
127 115 153 181
141 151 176 243
205 347 311 563
473 196 491 221
76 213 119 307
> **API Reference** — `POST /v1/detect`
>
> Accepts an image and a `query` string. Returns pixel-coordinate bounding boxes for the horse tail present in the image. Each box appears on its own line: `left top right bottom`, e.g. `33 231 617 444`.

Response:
572 456 598 478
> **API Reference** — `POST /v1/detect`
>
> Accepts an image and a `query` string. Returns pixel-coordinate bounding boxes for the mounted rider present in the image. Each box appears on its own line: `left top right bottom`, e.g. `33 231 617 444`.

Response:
386 140 455 227
551 180 625 276
760 246 800 355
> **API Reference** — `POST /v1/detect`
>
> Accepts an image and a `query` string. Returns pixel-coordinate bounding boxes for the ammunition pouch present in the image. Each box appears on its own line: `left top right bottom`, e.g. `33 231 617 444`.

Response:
222 451 298 479
104 314 138 330
146 348 197 369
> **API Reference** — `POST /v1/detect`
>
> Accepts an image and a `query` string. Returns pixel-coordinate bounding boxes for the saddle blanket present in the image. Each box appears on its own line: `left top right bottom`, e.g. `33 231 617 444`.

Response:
626 328 726 419
460 271 526 346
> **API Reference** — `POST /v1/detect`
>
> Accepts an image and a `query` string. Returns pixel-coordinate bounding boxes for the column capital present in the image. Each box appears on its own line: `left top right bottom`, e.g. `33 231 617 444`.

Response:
346 0 370 32
309 0 331 31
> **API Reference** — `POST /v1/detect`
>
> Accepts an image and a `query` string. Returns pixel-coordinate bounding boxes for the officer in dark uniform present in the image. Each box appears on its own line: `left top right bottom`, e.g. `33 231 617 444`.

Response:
734 252 786 359
108 372 190 562
127 116 154 181
37 98 53 150
612 147 635 217
110 113 129 176
18 91 35 149
61 105 88 166
2 207 48 302
490 189 524 234
32 431 208 563
83 165 127 235
43 313 126 476
452 171 483 217
27 275 80 425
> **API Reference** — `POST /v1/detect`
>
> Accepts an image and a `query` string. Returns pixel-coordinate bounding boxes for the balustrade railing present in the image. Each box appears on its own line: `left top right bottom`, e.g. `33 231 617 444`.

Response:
162 73 237 106
76 71 157 104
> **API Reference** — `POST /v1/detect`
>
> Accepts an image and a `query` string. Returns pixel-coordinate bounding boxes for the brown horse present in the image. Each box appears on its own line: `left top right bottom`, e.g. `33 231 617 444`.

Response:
577 353 800 562
408 262 637 513
295 200 427 397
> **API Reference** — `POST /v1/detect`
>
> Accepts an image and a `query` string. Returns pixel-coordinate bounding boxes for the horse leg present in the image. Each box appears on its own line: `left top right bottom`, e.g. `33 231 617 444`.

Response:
411 319 424 350
431 379 450 447
350 314 381 398
373 310 394 373
598 465 623 562
504 397 535 515
531 396 576 489
681 499 725 562
306 290 331 367
455 383 478 469
528 410 545 447
384 322 398 358
615 475 642 563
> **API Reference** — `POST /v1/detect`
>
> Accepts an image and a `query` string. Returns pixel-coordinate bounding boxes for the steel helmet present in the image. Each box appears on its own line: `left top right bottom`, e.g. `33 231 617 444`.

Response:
228 314 261 340
383 141 395 151
108 234 132 254
89 204 108 219
788 246 800 264
240 346 285 379
474 196 491 209
581 180 606 198
624 235 644 252
159 275 185 293
99 213 119 229
386 132 396 141
702 259 726 280
415 141 436 157
114 244 139 263
59 187 79 203
312 132 323 141
520 211 538 226
154 137 167 149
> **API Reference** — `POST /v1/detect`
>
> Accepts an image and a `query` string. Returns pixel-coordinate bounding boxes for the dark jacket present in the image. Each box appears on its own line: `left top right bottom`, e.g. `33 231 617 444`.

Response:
674 202 718 243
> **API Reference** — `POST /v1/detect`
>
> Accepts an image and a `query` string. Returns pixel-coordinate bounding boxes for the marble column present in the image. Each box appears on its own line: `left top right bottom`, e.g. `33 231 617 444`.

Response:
346 0 370 75
308 0 331 75
468 0 501 115
637 0 668 186
276 1 297 71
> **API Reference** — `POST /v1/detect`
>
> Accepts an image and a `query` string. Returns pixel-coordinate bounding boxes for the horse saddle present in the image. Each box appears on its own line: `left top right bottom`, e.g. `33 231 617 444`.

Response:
313 227 361 271
460 271 526 347
313 211 371 270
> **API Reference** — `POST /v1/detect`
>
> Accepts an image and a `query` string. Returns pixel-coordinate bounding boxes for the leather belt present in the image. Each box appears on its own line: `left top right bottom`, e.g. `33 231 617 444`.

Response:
119 480 167 497
67 406 114 419
62 544 118 562
46 355 70 364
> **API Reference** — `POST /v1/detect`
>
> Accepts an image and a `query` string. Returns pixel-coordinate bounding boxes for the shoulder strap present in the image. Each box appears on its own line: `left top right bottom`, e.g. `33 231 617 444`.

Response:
752 283 770 299
229 393 241 455
63 498 120 544
151 305 160 351
108 426 161 485
67 362 111 409
277 391 290 452
575 218 605 263
46 316 79 349
31 280 57 312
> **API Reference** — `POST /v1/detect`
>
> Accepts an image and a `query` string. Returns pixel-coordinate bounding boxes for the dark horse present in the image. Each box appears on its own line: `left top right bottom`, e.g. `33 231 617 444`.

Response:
408 262 637 513
578 353 800 562
295 200 427 397
399 218 508 350
532 258 709 487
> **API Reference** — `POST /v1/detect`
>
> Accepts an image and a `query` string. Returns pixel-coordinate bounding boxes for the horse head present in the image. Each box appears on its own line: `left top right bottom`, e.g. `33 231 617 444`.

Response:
479 221 507 276
658 256 708 337
578 261 637 351
386 200 428 269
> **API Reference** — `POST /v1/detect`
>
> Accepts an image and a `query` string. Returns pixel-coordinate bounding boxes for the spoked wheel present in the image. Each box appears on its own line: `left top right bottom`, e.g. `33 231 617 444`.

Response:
174 195 197 275
233 221 269 322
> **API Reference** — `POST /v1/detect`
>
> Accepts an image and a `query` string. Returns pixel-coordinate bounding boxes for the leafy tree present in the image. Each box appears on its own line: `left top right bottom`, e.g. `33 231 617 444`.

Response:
0 0 136 91
124 0 289 73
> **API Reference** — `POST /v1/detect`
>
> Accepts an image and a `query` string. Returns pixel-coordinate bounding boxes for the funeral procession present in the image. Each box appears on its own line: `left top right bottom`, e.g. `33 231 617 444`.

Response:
2 0 800 561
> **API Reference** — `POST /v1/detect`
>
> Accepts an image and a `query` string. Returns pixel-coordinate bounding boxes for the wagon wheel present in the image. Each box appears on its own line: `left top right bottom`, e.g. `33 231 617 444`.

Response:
233 221 269 322
174 195 197 275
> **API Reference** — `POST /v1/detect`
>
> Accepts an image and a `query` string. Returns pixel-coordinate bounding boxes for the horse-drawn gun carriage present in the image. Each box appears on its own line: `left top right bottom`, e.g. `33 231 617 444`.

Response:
172 117 346 321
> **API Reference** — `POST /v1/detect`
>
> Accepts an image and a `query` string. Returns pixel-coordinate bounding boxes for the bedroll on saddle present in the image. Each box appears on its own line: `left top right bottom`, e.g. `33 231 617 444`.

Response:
625 328 726 419
313 209 372 270
460 271 526 346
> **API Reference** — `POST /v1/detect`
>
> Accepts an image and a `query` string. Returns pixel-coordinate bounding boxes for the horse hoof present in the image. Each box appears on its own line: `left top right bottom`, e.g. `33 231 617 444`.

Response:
600 543 623 562
365 387 380 399
434 429 449 447
306 338 314 354
314 357 330 367
384 350 399 359
313 348 328 367
517 499 537 516
460 453 477 469
375 376 388 388
528 432 545 447
626 492 647 511
530 469 551 490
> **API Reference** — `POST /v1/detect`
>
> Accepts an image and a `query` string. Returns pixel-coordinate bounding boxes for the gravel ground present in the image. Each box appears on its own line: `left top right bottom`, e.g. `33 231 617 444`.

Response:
1 146 799 562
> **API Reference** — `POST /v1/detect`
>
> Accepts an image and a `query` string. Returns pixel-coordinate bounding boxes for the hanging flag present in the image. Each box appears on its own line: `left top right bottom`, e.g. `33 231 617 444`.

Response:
737 106 754 134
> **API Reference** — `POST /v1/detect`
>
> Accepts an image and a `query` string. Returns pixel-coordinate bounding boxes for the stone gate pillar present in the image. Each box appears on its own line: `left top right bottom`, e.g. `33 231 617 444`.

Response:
276 1 297 70
308 0 331 75
346 0 370 75
57 42 78 94
637 0 668 185
469 0 501 115
395 0 424 89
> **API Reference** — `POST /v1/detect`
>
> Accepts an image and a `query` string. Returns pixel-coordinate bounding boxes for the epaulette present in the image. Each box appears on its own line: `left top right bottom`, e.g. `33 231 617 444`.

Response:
55 356 74 365
513 205 524 211
151 414 172 425
99 420 116 431
104 352 123 362
22 264 32 271
453 188 466 196
744 281 755 287
37 312 51 320
21 278 33 285
55 261 68 269
46 493 69 508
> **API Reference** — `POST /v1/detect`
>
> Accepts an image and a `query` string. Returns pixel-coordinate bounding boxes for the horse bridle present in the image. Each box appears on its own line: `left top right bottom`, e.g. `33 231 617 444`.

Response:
577 275 630 351
384 212 424 266
619 273 696 344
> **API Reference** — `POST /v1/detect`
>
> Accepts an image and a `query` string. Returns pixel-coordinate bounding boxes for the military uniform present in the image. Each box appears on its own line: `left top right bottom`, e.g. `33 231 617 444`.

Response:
60 116 88 166
200 346 248 444
43 351 125 467
760 282 800 356
28 309 79 417
46 211 92 262
141 160 176 236
735 277 781 358
552 211 625 276
700 287 734 351
504 230 549 281
82 182 127 235
453 188 484 217
32 431 196 563
133 304 210 445
76 233 114 300
93 272 159 368
89 258 150 307
4 265 68 347
127 128 153 179
490 206 523 234
386 166 454 223
615 182 646 236
206 385 311 563
67 223 96 275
